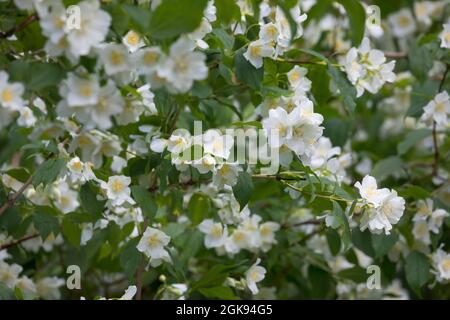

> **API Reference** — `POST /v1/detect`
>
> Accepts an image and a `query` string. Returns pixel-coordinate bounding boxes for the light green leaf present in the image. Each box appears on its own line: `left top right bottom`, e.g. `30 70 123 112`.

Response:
232 171 254 210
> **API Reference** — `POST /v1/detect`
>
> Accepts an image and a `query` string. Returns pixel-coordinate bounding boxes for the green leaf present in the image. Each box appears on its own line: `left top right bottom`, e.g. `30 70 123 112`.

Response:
199 286 238 299
4 168 30 183
234 51 263 90
213 28 235 50
188 193 212 225
408 39 434 81
328 65 357 115
62 217 82 247
120 238 141 279
122 4 152 33
371 233 398 258
0 283 14 300
372 156 403 182
326 228 341 256
232 171 254 210
33 210 59 239
215 0 240 25
32 158 66 188
337 0 366 46
407 80 439 117
131 186 157 220
79 183 105 220
332 201 351 251
397 129 432 155
351 228 375 257
9 61 66 91
149 0 208 39
338 266 368 283
405 251 430 295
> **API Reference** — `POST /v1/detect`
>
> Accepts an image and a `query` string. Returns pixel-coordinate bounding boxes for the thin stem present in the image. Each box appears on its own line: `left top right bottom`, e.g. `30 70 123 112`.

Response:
282 181 351 204
0 233 38 251
0 14 38 39
0 176 33 216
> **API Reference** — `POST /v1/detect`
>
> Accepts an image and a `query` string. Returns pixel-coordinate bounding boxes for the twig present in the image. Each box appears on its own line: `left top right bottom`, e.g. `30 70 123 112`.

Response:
135 218 149 300
0 233 39 251
383 51 407 59
0 176 33 216
0 14 38 39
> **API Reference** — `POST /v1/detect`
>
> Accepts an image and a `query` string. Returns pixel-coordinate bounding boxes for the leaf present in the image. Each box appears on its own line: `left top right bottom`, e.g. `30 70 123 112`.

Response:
121 4 152 33
372 156 403 182
148 0 208 39
0 283 14 300
131 186 157 220
328 65 357 115
199 286 238 300
405 251 430 295
407 80 439 117
398 185 431 199
215 0 241 25
332 201 351 251
371 233 398 258
408 39 434 81
79 183 105 220
234 51 263 90
188 193 211 225
32 158 66 187
33 210 59 239
338 266 368 283
232 171 254 210
351 228 375 257
4 168 30 183
213 28 235 50
337 0 366 46
326 228 341 256
8 61 65 92
397 129 432 155
62 217 81 247
120 238 141 279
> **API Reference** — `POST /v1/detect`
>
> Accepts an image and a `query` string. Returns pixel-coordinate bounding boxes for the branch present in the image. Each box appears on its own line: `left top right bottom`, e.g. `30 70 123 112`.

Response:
383 51 407 59
0 14 38 39
0 233 38 251
0 176 33 216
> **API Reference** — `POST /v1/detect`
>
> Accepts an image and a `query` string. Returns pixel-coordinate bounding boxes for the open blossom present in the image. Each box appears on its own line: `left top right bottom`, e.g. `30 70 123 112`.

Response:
100 175 135 207
122 30 145 53
137 227 171 267
212 163 242 188
156 38 208 93
388 8 417 38
355 175 405 234
0 71 25 111
198 219 228 248
36 277 65 300
245 259 266 295
0 262 22 288
420 91 450 127
244 39 275 68
97 43 132 76
432 247 450 282
440 23 450 49
344 38 396 97
202 130 234 160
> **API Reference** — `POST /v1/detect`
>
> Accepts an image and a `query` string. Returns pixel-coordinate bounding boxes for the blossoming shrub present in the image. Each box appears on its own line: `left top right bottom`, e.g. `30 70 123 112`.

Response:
0 0 449 300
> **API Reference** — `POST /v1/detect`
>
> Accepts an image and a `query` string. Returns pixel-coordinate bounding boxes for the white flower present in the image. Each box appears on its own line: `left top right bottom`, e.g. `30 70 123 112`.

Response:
354 175 390 207
53 181 80 214
0 71 25 111
388 8 416 38
374 190 405 234
344 38 396 97
259 23 279 43
259 222 280 251
429 208 449 234
63 73 100 107
36 277 65 300
432 247 450 282
136 84 157 115
262 107 292 148
287 66 311 93
67 157 97 184
420 91 450 127
245 259 266 295
439 23 450 49
243 39 274 68
100 175 135 207
111 156 128 173
212 163 242 188
204 0 216 22
0 262 22 288
120 285 137 300
156 38 208 93
97 43 131 76
414 2 436 26
413 219 431 245
198 219 228 248
15 276 37 297
167 131 192 155
192 154 216 174
65 0 111 58
123 30 145 53
137 227 171 267
202 130 234 160
134 47 163 75
17 107 37 127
